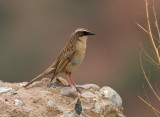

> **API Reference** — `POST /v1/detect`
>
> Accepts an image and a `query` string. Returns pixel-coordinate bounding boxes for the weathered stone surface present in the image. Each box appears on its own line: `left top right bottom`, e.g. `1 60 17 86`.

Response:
0 78 125 117
100 86 122 108
81 91 97 99
47 100 54 107
99 86 124 117
82 84 100 91
14 99 22 106
0 87 13 94
60 87 78 97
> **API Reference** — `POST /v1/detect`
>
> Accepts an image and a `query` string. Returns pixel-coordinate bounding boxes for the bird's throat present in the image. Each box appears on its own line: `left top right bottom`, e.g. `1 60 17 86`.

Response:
76 36 87 52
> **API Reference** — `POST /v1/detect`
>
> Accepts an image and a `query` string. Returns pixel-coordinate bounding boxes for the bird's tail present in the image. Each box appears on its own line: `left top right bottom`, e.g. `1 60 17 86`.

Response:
24 72 47 88
24 68 55 88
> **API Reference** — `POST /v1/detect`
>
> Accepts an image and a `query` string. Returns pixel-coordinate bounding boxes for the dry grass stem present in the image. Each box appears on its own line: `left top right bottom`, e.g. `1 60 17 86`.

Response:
145 0 160 64
140 52 160 101
138 96 160 116
136 22 159 42
152 0 160 42
155 84 160 97
142 84 160 116
140 43 159 67
137 0 160 116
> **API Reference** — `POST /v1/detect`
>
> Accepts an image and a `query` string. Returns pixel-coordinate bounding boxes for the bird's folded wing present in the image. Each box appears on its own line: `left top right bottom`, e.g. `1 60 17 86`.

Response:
45 67 56 74
55 49 76 73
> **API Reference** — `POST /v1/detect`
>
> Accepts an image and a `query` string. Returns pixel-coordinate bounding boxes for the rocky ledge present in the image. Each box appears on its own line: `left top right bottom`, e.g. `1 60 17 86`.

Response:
0 78 125 117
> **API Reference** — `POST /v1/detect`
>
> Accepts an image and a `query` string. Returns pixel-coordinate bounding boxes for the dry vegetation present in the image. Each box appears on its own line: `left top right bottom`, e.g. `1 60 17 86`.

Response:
137 0 160 116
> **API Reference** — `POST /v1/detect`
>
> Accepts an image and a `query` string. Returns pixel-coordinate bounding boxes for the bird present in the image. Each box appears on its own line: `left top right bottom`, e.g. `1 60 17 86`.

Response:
24 28 95 92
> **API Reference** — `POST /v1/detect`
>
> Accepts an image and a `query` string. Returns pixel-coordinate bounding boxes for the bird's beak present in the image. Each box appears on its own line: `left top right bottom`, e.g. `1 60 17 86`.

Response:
88 32 95 35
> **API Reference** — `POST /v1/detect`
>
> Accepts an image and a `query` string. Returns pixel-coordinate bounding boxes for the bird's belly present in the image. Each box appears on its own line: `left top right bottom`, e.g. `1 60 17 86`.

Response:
64 56 84 73
63 40 86 73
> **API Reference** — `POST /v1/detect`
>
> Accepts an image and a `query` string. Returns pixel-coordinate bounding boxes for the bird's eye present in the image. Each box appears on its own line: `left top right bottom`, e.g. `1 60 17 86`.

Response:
82 31 89 36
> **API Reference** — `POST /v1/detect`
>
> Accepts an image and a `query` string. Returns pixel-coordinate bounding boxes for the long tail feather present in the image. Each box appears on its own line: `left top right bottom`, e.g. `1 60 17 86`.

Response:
24 72 47 88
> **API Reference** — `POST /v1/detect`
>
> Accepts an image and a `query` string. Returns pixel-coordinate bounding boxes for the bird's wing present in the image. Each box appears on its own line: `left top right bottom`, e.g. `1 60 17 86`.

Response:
55 47 76 73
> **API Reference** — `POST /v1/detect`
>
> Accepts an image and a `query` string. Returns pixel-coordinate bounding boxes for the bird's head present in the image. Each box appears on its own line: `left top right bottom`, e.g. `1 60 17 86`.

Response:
70 28 95 42
72 28 95 42
74 28 95 37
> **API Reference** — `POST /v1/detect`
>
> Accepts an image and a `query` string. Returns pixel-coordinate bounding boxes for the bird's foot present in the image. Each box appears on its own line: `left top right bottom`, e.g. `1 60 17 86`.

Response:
77 88 81 93
65 85 81 93
75 85 86 93
75 87 81 93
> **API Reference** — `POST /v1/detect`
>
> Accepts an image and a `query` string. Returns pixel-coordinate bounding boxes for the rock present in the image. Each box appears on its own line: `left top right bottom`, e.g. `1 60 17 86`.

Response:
13 92 18 95
0 78 125 117
0 87 13 94
5 99 8 101
22 102 25 106
99 86 125 117
0 80 4 85
74 98 82 115
61 112 75 117
47 82 59 88
82 84 100 91
75 85 86 89
26 109 30 113
66 100 70 104
93 101 101 113
14 99 22 106
60 87 77 97
55 77 69 86
47 100 54 107
100 86 122 107
19 83 27 86
81 91 97 99
48 77 69 88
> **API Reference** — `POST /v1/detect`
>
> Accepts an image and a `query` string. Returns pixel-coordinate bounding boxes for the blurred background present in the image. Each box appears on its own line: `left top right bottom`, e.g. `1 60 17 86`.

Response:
0 0 160 116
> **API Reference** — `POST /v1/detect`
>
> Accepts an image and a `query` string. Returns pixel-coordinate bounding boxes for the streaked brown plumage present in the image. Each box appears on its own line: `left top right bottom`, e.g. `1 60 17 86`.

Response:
24 28 95 92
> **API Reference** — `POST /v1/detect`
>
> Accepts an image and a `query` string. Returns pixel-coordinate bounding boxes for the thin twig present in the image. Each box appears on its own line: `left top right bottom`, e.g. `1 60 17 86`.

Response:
140 51 160 101
136 22 159 43
152 0 160 42
144 56 159 69
145 0 160 64
140 43 159 66
155 84 160 97
136 22 149 33
138 96 160 116
142 84 159 116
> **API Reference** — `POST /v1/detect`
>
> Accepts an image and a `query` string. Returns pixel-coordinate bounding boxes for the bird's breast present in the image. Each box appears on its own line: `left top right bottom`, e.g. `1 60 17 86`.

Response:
64 39 87 73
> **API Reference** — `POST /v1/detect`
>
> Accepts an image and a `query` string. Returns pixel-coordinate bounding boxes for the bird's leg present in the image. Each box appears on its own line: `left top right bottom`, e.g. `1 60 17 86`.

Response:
66 74 72 86
47 75 55 88
68 74 80 92
50 74 55 82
